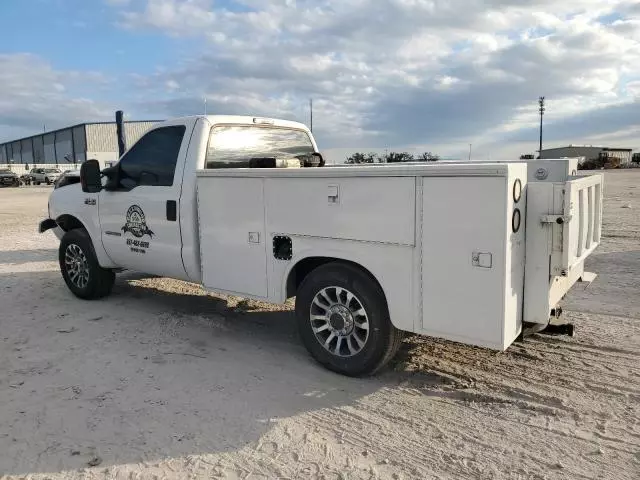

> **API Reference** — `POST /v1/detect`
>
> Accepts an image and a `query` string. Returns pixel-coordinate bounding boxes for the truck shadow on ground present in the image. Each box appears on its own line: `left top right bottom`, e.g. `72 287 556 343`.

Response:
0 248 57 264
2 249 635 476
0 269 388 476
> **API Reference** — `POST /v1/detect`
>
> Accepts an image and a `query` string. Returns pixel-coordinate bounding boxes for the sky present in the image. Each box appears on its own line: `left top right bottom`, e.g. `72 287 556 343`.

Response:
0 0 639 163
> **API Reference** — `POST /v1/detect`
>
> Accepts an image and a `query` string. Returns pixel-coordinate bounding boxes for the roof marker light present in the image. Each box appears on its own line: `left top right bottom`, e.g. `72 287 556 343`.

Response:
253 117 275 125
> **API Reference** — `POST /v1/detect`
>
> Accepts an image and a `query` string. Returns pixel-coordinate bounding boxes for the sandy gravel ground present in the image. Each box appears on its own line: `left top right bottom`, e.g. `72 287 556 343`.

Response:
0 173 638 480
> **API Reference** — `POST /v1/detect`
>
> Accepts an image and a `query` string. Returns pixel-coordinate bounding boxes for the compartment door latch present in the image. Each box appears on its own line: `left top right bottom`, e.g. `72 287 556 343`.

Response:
472 252 493 269
327 185 339 204
541 214 572 225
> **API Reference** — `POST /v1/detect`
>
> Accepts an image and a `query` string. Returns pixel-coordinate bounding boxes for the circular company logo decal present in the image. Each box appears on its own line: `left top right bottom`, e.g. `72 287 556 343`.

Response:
122 205 154 238
535 167 549 180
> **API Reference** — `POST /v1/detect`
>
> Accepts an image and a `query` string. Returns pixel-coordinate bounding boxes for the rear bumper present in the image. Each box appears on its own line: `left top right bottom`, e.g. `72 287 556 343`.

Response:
39 218 57 233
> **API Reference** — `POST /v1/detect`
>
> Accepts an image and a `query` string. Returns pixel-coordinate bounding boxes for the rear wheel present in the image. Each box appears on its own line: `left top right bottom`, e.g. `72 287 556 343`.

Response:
59 229 115 299
295 262 403 377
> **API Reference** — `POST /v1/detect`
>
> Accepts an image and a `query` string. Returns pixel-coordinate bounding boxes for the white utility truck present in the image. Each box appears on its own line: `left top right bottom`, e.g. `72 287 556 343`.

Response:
40 115 603 376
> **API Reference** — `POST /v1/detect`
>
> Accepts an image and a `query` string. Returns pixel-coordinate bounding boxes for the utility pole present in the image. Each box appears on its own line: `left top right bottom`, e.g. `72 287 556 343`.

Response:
468 143 472 161
309 98 313 133
538 96 545 158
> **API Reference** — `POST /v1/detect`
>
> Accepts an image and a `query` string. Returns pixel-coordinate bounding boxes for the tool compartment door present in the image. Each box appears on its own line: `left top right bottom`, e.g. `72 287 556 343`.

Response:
420 176 508 349
552 174 603 276
196 176 268 298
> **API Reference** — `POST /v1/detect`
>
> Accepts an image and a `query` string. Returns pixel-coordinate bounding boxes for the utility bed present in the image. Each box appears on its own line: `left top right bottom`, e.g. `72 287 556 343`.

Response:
46 113 604 375
195 160 603 351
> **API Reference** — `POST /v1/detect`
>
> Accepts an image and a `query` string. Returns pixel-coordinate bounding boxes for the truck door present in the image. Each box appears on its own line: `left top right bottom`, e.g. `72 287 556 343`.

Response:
98 124 189 279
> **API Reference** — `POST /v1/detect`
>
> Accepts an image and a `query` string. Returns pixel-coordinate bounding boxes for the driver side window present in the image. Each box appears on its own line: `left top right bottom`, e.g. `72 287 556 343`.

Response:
118 126 186 190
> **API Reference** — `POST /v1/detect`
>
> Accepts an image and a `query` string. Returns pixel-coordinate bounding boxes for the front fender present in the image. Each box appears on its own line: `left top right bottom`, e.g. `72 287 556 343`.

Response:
48 185 117 268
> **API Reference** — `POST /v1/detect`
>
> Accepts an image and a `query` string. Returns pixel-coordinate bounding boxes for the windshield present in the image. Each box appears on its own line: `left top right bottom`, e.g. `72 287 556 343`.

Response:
206 125 315 168
45 168 60 173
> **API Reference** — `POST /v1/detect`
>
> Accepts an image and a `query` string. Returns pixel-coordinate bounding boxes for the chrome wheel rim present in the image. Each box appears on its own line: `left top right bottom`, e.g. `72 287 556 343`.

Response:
310 286 370 357
65 244 90 289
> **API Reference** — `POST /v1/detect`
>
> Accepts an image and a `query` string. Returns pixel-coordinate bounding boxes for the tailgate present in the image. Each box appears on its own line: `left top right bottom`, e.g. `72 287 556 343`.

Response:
523 172 603 324
550 175 603 277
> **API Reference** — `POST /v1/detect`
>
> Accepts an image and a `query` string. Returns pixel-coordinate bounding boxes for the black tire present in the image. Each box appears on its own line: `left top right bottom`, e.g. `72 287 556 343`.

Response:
295 262 403 377
59 229 115 300
45 177 51 185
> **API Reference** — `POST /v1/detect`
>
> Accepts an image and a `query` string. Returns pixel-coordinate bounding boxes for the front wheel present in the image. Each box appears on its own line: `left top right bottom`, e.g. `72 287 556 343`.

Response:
59 229 115 299
295 262 403 377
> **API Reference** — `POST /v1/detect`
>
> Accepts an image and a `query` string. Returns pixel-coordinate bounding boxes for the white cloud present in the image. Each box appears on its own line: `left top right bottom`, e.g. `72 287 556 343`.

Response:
119 0 218 35
102 0 639 157
4 0 639 159
0 54 113 142
166 79 180 91
626 81 640 97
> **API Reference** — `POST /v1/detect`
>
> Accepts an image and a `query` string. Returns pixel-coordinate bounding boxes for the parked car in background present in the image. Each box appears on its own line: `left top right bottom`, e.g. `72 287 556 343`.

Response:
0 168 20 187
30 168 62 185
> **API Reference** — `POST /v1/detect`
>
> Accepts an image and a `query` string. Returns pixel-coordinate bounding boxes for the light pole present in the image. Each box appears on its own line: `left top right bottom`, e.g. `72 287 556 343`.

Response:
468 143 472 161
538 96 545 158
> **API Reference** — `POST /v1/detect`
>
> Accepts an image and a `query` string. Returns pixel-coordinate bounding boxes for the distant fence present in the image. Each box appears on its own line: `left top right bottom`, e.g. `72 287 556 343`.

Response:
0 163 79 176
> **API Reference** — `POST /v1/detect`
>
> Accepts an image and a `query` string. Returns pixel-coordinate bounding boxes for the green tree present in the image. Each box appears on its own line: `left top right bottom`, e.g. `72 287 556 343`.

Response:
384 152 414 163
346 152 379 164
417 152 439 162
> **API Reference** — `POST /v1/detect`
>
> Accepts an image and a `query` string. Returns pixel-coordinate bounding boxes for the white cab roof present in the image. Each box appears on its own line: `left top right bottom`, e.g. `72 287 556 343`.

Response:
166 115 310 132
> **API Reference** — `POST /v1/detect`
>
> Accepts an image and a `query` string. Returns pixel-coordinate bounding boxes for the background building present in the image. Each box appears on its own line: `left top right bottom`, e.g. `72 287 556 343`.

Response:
539 145 633 166
0 121 159 169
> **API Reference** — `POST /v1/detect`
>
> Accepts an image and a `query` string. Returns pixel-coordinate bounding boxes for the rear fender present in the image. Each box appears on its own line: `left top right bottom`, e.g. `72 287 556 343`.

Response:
280 243 414 332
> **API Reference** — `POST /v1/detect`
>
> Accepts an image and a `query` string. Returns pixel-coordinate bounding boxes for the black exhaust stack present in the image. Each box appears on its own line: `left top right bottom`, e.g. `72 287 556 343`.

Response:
116 110 127 158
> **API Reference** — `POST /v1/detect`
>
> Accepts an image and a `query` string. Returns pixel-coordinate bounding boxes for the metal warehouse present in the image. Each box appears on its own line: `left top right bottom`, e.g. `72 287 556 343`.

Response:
539 145 633 165
0 121 159 168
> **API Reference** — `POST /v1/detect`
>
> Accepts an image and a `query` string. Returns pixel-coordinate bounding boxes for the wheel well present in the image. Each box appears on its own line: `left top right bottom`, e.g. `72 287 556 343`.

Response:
56 214 85 232
285 257 385 301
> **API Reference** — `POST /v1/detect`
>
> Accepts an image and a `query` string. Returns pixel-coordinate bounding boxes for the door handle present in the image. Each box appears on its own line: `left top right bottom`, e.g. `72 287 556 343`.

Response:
166 200 177 221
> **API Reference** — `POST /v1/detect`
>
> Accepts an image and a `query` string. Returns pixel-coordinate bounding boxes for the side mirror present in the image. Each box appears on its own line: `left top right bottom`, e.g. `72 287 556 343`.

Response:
80 159 102 193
